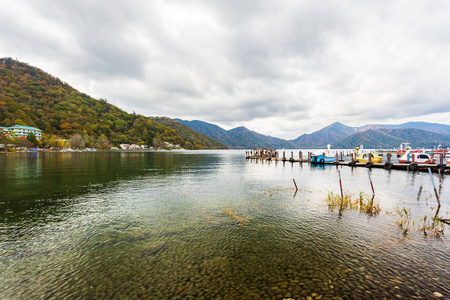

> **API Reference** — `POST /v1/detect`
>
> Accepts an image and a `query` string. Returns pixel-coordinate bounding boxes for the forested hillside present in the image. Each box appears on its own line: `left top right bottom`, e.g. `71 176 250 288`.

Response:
175 119 296 149
152 117 227 149
0 58 219 149
291 122 356 148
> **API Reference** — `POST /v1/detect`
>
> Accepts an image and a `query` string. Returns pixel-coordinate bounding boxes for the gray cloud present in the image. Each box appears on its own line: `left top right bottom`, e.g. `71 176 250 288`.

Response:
1 0 450 139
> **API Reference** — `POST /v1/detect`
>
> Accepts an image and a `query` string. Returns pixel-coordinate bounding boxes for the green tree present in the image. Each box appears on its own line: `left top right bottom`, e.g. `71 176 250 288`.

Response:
26 132 38 146
96 134 110 150
14 119 26 126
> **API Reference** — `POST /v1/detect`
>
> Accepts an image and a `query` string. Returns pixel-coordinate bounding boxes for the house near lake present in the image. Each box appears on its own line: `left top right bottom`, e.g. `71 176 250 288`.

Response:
0 125 43 140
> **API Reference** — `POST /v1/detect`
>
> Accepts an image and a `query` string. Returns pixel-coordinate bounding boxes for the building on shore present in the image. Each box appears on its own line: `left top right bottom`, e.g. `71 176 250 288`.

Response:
0 125 43 140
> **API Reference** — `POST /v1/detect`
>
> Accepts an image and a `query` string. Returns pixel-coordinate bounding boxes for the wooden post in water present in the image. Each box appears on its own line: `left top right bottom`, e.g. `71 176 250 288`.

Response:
430 151 434 162
340 151 343 161
387 152 391 164
291 151 293 161
439 152 444 165
293 179 298 191
338 170 344 199
368 170 375 194
308 152 311 162
299 151 303 161
335 151 338 163
368 152 372 164
428 168 441 208
411 152 415 164
322 152 326 164
282 151 286 161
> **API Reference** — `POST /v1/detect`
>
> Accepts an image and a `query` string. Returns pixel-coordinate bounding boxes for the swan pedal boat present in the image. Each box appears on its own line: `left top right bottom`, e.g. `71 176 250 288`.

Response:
354 147 382 163
399 152 435 164
311 144 335 163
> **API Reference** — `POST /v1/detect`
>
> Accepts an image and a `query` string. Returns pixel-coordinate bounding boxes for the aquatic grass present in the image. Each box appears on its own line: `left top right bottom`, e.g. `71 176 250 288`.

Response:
264 187 294 197
223 208 248 226
326 191 380 215
396 207 411 235
420 215 446 237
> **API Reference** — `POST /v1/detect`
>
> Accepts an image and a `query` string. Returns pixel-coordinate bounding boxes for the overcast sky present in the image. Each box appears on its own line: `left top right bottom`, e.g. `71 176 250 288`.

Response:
1 1 450 139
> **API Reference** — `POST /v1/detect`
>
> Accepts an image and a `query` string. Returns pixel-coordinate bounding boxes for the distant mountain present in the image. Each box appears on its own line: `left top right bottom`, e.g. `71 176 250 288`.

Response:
173 119 234 146
332 128 450 149
175 119 296 149
177 119 450 149
152 117 228 149
382 122 450 135
357 122 450 136
291 122 356 148
226 126 296 149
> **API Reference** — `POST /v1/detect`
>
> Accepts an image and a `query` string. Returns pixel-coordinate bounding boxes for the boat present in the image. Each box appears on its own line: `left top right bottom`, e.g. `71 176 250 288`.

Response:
396 142 411 156
311 144 335 163
433 149 448 154
396 149 407 156
399 151 435 164
354 147 382 163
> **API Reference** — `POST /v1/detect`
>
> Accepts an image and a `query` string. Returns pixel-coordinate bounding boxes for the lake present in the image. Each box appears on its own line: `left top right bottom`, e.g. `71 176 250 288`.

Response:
0 150 449 299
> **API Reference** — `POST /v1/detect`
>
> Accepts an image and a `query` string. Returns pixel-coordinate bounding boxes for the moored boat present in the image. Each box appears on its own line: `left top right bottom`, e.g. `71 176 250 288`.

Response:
399 151 435 164
354 147 382 163
311 144 335 164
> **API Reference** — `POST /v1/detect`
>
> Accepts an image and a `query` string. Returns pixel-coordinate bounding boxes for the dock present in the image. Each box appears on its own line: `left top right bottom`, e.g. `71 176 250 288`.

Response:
245 149 450 173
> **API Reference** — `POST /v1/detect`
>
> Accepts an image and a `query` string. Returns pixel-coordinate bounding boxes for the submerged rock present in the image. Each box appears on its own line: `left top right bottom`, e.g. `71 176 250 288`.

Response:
141 241 166 256
200 256 231 273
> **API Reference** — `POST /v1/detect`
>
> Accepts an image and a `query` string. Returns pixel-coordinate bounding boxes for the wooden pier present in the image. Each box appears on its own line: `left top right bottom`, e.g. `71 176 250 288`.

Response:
245 149 450 173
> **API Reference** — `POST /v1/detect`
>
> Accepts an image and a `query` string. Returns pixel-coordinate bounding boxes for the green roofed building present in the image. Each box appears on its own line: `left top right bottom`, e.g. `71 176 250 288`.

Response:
0 125 43 140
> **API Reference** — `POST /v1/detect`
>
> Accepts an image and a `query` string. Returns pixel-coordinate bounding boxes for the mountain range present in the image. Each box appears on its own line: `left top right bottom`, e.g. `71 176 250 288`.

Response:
2 57 449 150
175 119 450 149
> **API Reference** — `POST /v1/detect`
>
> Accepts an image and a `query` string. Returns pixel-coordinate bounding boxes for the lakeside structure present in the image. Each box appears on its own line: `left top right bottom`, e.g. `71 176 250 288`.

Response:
0 125 43 140
246 148 450 173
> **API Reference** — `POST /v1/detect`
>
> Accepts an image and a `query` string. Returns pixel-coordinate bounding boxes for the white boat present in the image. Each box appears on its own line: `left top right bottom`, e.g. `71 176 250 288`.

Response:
399 151 435 164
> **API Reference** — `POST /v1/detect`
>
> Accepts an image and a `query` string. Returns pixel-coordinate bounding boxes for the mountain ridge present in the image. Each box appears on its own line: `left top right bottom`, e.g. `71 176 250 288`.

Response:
176 119 450 149
174 119 296 149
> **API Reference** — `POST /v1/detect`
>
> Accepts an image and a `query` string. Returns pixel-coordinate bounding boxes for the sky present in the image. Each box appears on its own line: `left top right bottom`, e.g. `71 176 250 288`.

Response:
1 1 450 139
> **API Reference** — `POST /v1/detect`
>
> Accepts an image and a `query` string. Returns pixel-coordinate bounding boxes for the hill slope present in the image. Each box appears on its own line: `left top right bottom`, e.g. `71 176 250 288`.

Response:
226 126 296 149
0 58 221 149
152 117 227 149
332 128 450 149
175 119 296 149
174 119 234 146
291 122 356 148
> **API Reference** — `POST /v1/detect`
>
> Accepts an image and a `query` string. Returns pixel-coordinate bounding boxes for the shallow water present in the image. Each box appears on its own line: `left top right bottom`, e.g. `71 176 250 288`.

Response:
0 150 449 299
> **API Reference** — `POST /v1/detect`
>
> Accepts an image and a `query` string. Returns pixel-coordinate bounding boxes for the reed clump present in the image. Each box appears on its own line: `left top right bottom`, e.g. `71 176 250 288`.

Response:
395 207 446 237
420 215 446 237
326 191 380 215
395 207 412 234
